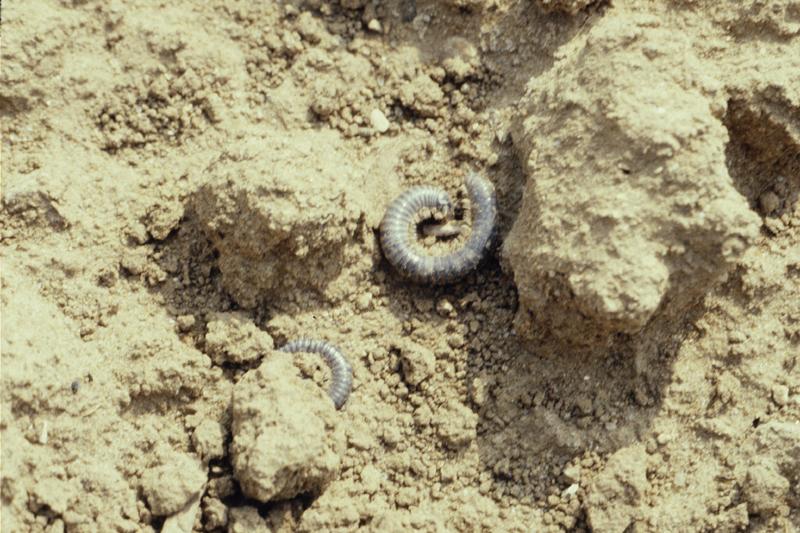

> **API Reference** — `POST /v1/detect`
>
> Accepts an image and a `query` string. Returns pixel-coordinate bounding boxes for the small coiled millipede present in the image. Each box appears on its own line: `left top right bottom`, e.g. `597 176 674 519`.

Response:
279 339 353 410
380 172 497 284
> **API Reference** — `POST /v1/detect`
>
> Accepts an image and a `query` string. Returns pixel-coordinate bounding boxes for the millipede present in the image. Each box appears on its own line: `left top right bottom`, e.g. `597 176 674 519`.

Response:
279 339 353 410
379 172 497 284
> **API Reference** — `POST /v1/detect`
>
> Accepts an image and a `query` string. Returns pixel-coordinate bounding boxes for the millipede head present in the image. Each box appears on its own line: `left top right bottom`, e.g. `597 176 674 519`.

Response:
434 191 453 217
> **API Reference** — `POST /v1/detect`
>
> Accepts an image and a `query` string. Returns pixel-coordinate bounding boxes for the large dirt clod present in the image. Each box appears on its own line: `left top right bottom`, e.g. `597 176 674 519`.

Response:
504 13 762 346
231 352 345 502
194 134 369 308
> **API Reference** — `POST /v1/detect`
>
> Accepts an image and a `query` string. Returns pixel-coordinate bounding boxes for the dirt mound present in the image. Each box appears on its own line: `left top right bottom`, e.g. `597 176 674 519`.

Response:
193 134 372 307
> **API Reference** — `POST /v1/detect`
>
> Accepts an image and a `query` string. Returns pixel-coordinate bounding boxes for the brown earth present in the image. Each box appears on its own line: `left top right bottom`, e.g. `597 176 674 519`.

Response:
2 0 799 532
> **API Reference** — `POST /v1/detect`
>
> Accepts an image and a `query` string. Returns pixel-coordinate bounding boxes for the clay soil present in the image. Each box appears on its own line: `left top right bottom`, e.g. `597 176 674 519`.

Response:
2 1 799 532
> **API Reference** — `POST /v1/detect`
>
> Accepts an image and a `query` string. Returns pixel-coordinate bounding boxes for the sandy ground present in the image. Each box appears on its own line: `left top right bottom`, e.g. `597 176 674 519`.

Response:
2 0 799 532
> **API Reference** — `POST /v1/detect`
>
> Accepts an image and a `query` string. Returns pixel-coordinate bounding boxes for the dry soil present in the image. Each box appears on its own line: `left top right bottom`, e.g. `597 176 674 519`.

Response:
2 0 799 532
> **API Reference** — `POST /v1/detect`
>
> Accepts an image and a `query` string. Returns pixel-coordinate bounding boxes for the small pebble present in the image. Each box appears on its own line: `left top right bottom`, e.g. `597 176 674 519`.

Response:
71 380 80 394
367 18 382 32
436 298 456 317
470 377 486 406
176 314 196 332
772 384 789 406
562 484 579 499
355 292 372 311
562 464 581 484
383 426 402 447
656 432 672 445
759 190 780 214
39 421 48 445
728 331 746 344
446 333 465 348
370 109 390 133
645 439 658 454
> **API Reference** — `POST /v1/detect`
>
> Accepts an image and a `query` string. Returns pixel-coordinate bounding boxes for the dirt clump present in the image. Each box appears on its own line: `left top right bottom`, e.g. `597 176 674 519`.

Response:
231 352 345 502
204 312 274 366
193 135 373 308
141 450 207 516
584 445 647 531
503 7 775 348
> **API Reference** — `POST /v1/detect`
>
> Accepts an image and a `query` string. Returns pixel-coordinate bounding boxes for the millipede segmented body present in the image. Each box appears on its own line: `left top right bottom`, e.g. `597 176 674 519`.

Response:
279 339 353 409
380 172 497 284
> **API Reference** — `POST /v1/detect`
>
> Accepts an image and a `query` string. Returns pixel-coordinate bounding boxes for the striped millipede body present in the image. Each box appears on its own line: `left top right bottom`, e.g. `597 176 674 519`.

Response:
380 172 497 284
279 339 353 409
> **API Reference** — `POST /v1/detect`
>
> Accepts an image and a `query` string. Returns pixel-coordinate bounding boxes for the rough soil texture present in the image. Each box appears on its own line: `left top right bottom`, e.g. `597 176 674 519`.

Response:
1 1 798 532
230 352 345 502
